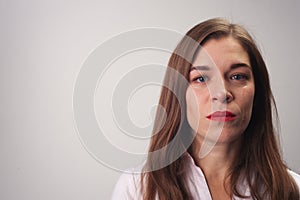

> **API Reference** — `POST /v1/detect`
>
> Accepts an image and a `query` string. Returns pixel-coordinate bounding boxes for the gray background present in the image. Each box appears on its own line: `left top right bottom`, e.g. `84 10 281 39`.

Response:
1 0 299 199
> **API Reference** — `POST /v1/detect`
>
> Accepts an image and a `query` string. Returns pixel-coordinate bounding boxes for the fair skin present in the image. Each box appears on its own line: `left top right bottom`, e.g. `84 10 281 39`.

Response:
186 36 255 199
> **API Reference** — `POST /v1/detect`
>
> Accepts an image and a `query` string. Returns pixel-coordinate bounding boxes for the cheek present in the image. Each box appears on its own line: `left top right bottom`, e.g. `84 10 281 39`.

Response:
186 87 200 130
185 87 208 130
239 87 255 118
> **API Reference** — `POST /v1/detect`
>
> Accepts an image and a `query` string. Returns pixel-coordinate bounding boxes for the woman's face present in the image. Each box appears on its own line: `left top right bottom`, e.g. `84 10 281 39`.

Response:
186 36 255 144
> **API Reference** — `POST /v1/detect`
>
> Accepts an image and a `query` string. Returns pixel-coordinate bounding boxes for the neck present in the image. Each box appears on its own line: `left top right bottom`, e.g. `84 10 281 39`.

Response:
193 136 242 180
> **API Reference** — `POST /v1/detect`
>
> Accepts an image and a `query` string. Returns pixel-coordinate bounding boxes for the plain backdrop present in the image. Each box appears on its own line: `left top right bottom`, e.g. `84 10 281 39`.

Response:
1 0 300 199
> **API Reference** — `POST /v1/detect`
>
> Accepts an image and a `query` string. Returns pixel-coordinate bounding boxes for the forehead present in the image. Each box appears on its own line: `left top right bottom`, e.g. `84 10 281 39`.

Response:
192 37 250 69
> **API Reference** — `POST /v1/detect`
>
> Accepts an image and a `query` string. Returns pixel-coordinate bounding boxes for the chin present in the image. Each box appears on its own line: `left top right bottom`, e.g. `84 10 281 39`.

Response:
216 132 244 144
196 130 244 144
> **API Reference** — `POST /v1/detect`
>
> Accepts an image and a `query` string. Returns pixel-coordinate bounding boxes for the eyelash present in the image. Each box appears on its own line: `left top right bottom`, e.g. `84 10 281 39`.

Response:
193 75 209 83
191 73 249 83
230 74 249 81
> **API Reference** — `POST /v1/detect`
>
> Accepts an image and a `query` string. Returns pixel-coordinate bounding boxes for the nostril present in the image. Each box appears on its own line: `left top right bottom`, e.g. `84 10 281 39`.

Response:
224 92 233 103
225 95 231 103
211 90 233 103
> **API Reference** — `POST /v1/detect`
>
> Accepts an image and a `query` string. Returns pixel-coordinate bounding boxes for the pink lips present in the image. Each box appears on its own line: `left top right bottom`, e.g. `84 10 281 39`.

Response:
206 111 237 122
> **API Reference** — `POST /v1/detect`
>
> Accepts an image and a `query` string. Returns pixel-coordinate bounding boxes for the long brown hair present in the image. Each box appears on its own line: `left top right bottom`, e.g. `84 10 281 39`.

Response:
141 18 299 200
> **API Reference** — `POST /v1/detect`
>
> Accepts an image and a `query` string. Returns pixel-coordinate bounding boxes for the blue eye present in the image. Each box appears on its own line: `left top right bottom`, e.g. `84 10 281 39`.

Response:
195 76 208 83
231 74 248 80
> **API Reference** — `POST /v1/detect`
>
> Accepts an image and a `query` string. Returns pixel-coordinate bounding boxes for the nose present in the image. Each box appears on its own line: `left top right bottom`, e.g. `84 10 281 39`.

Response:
210 83 233 103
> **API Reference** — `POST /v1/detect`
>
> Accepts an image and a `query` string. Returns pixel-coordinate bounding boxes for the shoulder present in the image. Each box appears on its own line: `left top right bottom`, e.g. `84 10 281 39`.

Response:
288 169 300 189
111 168 144 200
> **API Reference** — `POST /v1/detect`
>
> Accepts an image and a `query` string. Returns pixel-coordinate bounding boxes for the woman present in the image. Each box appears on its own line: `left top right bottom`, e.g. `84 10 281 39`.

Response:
112 18 300 200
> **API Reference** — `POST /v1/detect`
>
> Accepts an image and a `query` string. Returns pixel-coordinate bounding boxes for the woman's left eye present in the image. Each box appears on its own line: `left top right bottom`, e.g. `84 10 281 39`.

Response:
230 74 248 80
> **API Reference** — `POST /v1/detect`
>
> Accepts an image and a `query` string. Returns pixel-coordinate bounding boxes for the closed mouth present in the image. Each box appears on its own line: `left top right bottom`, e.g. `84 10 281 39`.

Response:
206 111 237 122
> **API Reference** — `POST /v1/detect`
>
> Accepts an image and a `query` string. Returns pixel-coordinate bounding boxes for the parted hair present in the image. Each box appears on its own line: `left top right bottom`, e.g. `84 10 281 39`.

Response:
141 18 299 200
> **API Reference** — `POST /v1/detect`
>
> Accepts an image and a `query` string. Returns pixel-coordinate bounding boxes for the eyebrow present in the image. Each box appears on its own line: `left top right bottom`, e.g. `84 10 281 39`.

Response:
190 65 210 71
230 63 251 70
190 63 251 72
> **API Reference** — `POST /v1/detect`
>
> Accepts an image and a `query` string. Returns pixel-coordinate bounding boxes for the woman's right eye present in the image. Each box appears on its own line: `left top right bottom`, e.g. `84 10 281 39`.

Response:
193 75 208 83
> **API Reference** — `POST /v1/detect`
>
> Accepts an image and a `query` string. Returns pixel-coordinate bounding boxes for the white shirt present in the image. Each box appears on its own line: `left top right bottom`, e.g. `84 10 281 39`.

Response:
111 154 300 200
